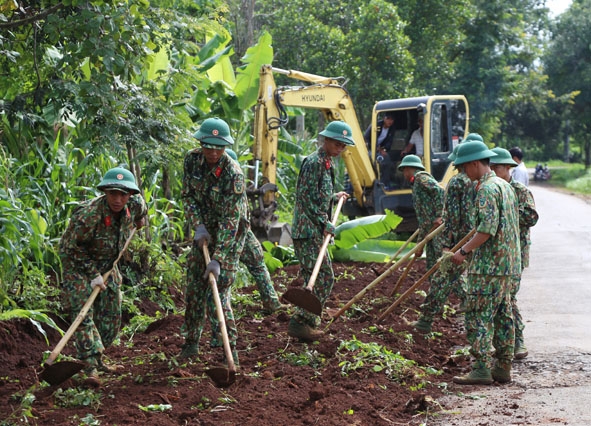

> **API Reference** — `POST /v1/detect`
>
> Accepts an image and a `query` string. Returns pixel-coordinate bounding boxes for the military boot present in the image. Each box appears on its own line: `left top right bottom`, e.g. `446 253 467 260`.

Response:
411 317 432 333
287 318 323 342
179 342 199 359
514 343 529 360
453 367 493 385
491 361 512 383
262 299 287 315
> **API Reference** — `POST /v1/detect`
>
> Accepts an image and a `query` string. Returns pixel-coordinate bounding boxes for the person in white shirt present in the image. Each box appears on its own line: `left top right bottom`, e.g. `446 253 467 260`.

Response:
509 146 529 186
401 116 424 158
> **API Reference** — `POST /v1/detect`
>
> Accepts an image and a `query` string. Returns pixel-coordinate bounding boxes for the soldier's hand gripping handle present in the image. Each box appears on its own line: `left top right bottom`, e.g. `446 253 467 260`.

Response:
203 259 220 281
194 224 211 249
90 274 107 291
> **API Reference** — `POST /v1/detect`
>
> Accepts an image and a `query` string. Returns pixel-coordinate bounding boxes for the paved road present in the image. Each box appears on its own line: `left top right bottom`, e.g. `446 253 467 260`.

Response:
432 184 591 425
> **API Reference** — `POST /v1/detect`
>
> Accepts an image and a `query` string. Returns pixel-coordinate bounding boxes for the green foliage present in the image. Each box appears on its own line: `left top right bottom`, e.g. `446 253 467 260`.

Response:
54 387 102 411
0 309 63 345
235 31 274 110
278 347 327 369
329 210 411 263
254 0 413 125
337 335 442 385
333 210 403 249
332 239 414 263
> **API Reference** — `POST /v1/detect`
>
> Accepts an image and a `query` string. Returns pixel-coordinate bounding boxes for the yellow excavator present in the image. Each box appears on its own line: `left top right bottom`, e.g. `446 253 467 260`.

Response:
249 65 469 242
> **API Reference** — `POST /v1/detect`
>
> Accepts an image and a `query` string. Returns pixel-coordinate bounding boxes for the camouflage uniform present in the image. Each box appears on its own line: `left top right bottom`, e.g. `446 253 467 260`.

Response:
59 194 147 364
209 228 282 348
181 148 249 354
240 229 282 311
419 172 475 322
412 171 444 269
510 178 538 348
291 148 337 329
465 171 521 369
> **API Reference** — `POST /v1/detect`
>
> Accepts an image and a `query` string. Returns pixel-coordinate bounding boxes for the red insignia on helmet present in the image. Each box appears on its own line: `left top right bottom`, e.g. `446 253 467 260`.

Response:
215 166 222 178
116 173 124 180
212 129 219 136
105 216 112 226
343 130 348 136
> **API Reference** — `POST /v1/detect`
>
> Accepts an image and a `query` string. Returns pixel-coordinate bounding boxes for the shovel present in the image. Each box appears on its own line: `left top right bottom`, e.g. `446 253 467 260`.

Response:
377 229 476 322
39 228 137 386
203 244 237 387
281 196 346 315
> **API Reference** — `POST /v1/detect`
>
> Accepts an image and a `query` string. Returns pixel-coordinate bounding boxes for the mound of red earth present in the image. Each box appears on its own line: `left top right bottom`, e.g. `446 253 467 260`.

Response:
0 261 474 425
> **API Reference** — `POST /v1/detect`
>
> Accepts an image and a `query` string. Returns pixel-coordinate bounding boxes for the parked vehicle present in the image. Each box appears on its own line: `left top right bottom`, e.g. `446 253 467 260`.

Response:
534 163 551 181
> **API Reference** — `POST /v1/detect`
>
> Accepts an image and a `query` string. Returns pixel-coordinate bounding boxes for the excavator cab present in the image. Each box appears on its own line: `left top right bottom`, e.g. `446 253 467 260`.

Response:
345 96 469 231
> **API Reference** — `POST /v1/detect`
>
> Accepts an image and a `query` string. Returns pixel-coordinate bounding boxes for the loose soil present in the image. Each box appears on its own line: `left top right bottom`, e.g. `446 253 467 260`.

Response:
1 260 477 425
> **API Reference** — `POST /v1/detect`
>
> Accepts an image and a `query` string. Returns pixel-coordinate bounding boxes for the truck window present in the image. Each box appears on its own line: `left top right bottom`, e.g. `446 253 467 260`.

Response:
430 102 451 181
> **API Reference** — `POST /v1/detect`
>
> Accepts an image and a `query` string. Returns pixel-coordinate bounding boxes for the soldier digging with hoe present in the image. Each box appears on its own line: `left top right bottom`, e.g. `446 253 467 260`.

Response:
59 167 148 386
287 121 354 342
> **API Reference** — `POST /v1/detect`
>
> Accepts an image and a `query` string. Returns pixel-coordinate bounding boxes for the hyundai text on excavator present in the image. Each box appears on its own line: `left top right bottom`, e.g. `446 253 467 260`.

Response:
249 65 469 241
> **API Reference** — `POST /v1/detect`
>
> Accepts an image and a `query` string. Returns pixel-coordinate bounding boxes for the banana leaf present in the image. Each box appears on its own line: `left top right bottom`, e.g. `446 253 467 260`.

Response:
334 210 402 250
331 239 415 263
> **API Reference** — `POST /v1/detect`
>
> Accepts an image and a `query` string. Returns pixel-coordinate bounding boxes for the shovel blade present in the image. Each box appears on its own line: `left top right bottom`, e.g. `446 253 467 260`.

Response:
205 367 236 387
39 360 86 386
282 288 322 315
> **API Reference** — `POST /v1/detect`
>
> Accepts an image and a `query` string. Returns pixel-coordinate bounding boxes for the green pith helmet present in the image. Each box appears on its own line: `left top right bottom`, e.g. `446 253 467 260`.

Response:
449 133 484 161
194 117 234 146
225 148 238 161
453 141 497 166
97 167 140 194
464 133 484 143
490 147 518 166
397 154 425 171
319 121 355 146
448 145 461 161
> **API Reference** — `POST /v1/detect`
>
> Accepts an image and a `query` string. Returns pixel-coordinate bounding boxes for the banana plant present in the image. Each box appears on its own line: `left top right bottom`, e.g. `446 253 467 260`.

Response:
329 210 415 263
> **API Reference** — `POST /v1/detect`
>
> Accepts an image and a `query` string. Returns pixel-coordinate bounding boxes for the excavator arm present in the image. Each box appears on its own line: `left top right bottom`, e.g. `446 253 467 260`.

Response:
251 65 376 240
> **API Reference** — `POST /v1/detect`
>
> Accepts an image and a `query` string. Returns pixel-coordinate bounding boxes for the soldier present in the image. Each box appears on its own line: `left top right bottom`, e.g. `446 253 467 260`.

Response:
451 141 521 385
59 167 148 385
180 118 249 366
412 135 481 333
288 121 353 342
490 147 539 360
397 154 444 271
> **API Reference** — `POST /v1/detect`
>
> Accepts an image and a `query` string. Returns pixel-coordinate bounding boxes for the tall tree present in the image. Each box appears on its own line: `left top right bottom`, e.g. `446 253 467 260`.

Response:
446 0 549 139
252 0 414 127
545 0 591 167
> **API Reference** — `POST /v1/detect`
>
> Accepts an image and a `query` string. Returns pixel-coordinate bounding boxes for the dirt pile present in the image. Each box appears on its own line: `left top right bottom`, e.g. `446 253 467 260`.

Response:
0 261 474 425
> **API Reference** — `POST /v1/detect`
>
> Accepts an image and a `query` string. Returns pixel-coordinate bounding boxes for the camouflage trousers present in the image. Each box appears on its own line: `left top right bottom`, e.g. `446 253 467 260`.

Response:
424 234 443 270
291 237 334 328
240 229 281 307
464 274 515 368
183 243 243 350
419 260 467 322
510 274 525 345
62 271 122 361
